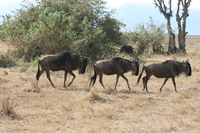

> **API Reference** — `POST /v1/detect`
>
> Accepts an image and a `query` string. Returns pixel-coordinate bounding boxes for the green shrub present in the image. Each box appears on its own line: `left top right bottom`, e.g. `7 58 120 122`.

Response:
1 0 124 62
124 17 167 55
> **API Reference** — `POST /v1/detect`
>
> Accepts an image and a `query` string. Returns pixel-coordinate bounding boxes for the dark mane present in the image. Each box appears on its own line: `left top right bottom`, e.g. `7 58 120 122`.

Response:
111 57 133 72
162 60 174 64
162 60 183 75
59 52 72 58
112 57 131 64
111 57 122 62
57 52 79 67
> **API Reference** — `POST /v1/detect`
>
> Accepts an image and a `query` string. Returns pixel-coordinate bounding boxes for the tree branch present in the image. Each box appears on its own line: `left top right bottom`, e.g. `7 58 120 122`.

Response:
154 0 172 19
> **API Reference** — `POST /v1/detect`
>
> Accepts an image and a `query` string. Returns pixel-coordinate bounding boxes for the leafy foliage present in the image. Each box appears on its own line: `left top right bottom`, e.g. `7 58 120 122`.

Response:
0 0 124 61
124 17 167 55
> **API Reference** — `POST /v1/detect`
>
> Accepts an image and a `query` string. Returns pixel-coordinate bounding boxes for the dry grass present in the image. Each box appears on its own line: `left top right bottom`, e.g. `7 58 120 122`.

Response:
0 96 17 119
0 36 200 132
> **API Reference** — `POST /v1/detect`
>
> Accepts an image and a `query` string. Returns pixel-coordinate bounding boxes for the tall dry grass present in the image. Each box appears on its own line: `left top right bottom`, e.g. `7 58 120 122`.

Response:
0 36 200 132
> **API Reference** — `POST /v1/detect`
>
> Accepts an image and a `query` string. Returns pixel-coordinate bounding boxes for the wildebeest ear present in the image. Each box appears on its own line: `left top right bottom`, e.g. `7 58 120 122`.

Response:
186 59 189 63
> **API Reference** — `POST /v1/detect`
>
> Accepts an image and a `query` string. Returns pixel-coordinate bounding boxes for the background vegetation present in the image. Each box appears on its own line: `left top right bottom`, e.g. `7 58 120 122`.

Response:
0 0 124 62
0 0 166 65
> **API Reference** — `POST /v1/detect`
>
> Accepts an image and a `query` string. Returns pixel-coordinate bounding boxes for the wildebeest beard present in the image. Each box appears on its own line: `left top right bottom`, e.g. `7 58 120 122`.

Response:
186 61 192 76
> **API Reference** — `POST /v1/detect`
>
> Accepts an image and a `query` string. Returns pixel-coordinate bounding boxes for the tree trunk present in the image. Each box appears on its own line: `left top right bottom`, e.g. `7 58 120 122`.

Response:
166 17 177 54
154 0 177 54
176 0 191 54
178 31 186 53
168 32 177 53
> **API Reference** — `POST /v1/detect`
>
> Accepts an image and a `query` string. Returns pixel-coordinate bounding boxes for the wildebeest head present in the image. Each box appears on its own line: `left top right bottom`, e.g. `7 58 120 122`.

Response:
132 60 139 76
183 59 192 76
78 56 89 74
173 59 192 77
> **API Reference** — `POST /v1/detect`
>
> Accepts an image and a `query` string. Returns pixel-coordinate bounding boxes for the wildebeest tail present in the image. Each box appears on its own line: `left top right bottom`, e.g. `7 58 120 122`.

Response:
36 60 41 80
137 66 144 84
89 66 97 86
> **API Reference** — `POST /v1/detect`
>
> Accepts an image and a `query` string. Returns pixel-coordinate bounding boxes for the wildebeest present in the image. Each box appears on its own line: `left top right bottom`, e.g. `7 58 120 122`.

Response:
137 60 192 92
120 45 135 56
89 57 139 91
36 52 88 88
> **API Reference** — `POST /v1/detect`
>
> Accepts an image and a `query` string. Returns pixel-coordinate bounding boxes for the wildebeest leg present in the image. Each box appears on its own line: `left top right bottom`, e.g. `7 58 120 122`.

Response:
64 71 68 88
36 68 44 81
121 74 131 91
36 69 44 87
99 73 105 88
89 68 97 87
159 78 169 92
142 75 150 92
39 69 44 78
142 76 146 91
67 71 76 87
114 75 120 90
171 78 177 92
45 70 55 88
36 69 44 82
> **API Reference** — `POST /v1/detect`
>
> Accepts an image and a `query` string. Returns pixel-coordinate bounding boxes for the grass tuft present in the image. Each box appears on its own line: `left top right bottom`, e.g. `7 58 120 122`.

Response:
88 90 107 103
0 96 17 119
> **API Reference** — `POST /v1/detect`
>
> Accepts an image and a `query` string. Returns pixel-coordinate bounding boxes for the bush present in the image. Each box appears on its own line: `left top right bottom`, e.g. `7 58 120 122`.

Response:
0 0 124 62
124 17 167 55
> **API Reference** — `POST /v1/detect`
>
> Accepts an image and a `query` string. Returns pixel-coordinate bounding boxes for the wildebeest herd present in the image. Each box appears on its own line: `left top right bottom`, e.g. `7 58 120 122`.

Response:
36 52 192 92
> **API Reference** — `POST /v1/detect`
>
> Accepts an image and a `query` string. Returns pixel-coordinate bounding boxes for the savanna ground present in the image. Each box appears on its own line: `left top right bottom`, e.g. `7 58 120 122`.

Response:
0 35 200 133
